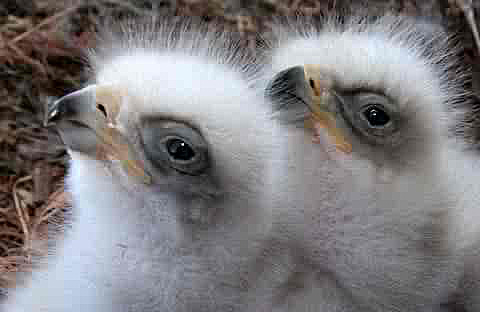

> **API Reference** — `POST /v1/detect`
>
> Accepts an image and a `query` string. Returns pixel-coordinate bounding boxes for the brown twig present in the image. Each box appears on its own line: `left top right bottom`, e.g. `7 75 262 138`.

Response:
455 0 480 54
12 176 32 253
8 5 80 46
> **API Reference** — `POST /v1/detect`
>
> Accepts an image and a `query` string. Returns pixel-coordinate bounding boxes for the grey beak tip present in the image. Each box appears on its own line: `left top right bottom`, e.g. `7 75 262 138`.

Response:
43 101 57 126
265 65 316 124
44 98 62 127
265 66 306 95
44 85 97 126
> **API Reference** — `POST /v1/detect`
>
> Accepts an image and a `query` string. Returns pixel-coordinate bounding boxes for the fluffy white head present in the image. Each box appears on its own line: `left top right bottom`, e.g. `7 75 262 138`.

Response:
3 17 288 312
258 15 476 311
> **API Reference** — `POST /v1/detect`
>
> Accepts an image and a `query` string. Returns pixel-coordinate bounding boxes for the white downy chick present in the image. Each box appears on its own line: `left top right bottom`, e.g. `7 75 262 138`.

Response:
259 14 480 312
3 16 288 312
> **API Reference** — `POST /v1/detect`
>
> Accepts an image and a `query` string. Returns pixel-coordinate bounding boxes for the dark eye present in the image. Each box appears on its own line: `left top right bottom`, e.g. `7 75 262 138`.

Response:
166 138 195 161
141 120 209 175
363 106 390 127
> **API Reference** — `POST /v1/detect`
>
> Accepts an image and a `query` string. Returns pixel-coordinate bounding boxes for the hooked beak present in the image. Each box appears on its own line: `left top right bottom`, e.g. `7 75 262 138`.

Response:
266 65 352 154
46 85 152 184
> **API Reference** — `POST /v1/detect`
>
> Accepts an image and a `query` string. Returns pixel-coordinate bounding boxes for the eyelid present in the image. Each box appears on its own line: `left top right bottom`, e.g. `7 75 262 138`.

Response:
140 116 203 136
355 93 391 104
336 87 388 98
141 119 206 147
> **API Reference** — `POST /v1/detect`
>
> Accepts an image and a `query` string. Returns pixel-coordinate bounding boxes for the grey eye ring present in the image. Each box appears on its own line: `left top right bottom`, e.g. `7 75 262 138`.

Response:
141 120 209 175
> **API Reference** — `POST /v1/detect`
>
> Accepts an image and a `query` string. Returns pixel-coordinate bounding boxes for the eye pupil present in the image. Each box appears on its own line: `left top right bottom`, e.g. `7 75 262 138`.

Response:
364 106 390 127
166 139 195 161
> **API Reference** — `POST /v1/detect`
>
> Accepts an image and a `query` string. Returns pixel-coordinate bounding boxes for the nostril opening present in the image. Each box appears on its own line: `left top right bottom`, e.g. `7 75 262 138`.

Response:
309 79 321 96
97 103 107 118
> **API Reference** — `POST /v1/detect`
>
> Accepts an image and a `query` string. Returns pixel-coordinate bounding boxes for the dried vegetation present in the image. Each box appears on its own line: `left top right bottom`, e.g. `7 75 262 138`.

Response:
1 0 479 297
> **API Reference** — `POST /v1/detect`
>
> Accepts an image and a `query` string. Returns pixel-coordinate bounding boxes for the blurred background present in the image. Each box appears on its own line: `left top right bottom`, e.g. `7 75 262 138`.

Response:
1 0 479 293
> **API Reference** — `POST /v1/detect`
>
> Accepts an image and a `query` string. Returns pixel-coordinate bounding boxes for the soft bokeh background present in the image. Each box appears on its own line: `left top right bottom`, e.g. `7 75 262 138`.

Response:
1 0 479 296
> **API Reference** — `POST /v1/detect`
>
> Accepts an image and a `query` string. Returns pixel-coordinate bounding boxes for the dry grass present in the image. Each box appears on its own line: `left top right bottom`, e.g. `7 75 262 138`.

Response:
1 0 479 299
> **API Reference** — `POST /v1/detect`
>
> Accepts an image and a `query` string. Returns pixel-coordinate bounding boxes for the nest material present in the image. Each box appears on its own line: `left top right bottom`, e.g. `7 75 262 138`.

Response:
1 0 478 295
